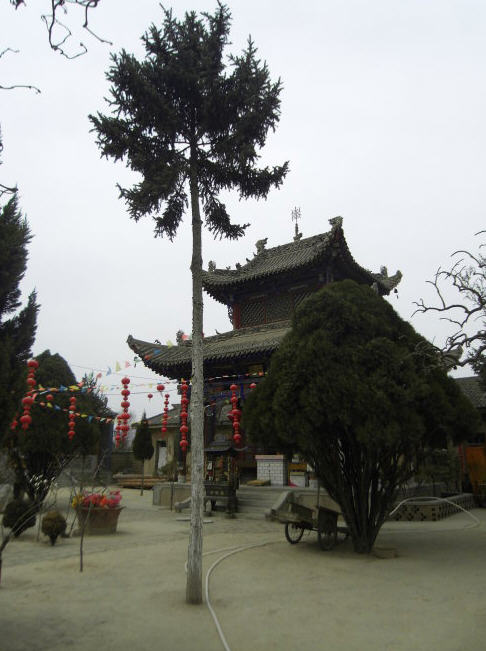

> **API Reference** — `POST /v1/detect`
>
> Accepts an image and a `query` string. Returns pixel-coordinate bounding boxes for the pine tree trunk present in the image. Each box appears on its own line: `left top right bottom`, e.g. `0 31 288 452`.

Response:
186 150 204 605
140 462 144 496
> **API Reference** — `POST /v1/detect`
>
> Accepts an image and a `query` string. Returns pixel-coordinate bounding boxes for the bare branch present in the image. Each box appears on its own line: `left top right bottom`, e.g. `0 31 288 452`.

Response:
82 1 112 46
414 231 486 371
0 83 41 93
0 182 18 198
8 0 107 60
0 47 20 59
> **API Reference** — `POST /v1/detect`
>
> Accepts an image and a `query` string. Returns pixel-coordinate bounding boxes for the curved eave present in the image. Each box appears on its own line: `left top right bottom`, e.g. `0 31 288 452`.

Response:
202 225 402 302
127 323 289 379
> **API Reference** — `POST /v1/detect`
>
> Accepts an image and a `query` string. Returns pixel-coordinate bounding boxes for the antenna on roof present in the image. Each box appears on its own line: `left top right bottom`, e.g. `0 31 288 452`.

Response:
291 207 302 241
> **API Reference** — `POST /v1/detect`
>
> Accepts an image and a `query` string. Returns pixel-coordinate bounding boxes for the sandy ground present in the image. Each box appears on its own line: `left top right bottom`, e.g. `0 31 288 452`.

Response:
1 487 485 651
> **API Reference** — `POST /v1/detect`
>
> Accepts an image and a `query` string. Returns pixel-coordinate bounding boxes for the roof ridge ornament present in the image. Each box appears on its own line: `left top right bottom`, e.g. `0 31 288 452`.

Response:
255 238 268 255
208 260 216 272
291 206 302 241
329 216 343 229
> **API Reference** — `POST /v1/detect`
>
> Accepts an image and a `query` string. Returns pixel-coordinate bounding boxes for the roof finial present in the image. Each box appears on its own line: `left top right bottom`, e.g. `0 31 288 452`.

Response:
329 216 343 229
292 207 302 241
255 238 267 255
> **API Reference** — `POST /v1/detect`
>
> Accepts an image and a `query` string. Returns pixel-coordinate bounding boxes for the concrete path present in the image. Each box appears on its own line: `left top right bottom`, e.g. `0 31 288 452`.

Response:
1 488 485 651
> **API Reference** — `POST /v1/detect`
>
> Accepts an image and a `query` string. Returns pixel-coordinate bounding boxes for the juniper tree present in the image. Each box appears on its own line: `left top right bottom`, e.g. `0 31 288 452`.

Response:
89 3 287 603
243 280 478 554
132 413 154 496
0 194 38 445
7 350 108 504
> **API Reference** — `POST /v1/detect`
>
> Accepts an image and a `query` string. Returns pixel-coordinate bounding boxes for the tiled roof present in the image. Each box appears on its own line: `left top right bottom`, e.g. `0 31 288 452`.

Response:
138 401 236 428
455 376 486 409
202 218 402 301
127 320 289 378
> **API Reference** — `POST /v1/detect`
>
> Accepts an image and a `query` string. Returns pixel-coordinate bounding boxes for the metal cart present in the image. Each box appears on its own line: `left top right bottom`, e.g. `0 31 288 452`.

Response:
276 500 348 551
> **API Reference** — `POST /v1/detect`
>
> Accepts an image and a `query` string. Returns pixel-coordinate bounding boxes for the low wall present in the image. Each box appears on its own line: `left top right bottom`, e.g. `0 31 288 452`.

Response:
152 482 191 508
390 493 475 521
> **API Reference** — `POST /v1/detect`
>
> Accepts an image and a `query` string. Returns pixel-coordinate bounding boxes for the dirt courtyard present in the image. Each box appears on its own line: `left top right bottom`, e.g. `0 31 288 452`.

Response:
1 487 485 651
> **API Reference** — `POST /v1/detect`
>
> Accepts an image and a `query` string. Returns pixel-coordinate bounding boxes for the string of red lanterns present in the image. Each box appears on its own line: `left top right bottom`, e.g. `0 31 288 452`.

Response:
19 358 39 431
68 395 76 440
229 383 242 446
117 376 131 448
162 393 170 433
157 384 170 435
179 380 189 457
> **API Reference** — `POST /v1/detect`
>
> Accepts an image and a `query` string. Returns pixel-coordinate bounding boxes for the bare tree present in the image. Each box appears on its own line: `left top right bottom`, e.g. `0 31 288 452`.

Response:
8 0 110 60
1 0 109 95
414 231 486 372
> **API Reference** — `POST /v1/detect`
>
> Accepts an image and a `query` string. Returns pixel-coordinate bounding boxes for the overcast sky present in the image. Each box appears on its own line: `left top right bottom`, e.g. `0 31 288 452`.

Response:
1 0 485 421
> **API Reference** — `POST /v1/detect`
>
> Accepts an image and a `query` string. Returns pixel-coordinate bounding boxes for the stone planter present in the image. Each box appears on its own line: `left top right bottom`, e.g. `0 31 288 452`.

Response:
76 507 123 534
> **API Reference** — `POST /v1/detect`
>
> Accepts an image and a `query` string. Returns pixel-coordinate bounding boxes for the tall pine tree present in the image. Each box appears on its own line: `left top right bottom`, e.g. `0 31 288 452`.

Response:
0 194 38 447
89 3 287 603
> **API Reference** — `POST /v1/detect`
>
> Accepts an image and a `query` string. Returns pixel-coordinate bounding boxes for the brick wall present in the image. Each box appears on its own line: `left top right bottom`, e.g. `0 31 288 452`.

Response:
255 454 288 486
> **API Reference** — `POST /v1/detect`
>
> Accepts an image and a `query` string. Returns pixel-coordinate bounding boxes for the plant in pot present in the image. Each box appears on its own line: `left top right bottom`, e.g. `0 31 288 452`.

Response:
72 490 123 534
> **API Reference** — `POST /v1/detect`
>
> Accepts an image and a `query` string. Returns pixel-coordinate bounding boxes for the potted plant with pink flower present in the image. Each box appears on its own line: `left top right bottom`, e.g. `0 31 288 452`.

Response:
73 490 123 534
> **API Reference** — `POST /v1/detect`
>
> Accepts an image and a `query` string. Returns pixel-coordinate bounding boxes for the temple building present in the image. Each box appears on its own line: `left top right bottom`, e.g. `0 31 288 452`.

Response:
127 217 401 479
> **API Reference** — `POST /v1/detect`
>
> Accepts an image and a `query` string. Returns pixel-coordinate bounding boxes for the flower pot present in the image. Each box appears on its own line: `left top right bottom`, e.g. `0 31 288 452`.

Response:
76 506 123 534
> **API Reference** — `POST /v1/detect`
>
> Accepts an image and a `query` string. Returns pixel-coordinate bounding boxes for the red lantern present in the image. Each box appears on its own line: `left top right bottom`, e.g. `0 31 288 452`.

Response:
147 393 153 400
20 413 32 430
27 359 39 369
121 388 130 397
250 382 257 390
46 394 54 402
22 395 34 409
121 377 130 385
157 384 165 392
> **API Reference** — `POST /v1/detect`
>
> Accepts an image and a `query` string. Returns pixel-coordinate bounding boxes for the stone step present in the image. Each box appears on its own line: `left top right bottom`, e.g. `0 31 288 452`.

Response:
236 487 289 517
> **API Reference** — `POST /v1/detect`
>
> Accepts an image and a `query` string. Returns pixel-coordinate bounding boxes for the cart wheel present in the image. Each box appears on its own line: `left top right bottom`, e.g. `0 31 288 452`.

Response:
318 527 337 551
285 523 305 544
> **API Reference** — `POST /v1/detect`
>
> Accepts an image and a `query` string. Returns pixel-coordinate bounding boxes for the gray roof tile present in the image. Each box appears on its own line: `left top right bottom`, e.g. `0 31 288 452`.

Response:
127 321 289 378
202 218 401 299
455 376 486 409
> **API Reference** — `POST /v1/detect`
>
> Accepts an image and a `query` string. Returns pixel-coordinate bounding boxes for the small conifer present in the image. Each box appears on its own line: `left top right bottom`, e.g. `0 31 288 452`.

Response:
132 413 154 495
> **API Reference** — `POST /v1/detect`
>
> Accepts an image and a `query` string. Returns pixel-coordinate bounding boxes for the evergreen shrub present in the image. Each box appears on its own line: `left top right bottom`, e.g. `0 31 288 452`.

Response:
41 510 67 545
2 499 36 536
